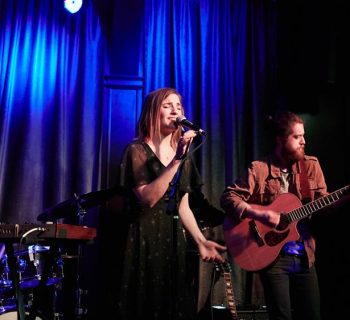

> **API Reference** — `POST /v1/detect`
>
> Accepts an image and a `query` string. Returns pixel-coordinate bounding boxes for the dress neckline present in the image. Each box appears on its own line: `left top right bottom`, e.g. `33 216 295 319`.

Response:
141 141 168 167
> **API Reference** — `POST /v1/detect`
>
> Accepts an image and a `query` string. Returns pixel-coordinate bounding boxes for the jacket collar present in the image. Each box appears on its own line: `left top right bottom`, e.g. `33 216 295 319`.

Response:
268 154 301 178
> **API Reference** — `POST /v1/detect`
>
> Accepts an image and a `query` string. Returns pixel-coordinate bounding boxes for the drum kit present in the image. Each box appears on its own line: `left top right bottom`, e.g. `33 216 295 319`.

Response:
0 244 63 319
0 187 121 319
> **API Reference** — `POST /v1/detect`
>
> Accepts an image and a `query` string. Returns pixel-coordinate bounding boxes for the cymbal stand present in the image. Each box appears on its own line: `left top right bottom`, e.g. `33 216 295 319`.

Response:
74 194 88 319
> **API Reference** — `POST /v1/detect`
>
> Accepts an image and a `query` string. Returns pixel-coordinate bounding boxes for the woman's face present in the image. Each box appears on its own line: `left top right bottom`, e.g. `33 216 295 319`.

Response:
159 93 183 134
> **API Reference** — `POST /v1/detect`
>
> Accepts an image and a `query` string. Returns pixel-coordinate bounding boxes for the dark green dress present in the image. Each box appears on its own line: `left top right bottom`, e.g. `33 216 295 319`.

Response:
117 141 202 320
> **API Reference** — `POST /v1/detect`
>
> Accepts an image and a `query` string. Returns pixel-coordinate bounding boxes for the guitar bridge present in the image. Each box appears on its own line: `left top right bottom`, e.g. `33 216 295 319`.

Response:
249 220 264 247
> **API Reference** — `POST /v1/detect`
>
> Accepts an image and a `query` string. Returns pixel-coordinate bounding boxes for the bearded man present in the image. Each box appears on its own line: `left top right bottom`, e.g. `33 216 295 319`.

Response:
221 111 328 320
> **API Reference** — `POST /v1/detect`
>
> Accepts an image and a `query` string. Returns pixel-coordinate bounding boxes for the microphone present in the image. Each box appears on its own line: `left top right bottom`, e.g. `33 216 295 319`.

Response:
176 115 206 135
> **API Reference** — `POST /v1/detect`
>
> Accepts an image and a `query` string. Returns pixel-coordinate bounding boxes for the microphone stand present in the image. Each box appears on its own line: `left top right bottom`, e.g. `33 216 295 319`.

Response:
165 168 183 216
166 139 190 216
165 143 189 320
74 194 89 319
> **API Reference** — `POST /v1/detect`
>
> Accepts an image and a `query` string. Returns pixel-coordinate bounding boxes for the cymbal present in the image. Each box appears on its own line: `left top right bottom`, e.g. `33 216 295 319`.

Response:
14 245 50 256
37 186 124 222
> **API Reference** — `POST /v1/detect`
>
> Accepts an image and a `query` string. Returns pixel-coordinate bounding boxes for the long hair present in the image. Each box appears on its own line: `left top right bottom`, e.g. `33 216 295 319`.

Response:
137 88 184 149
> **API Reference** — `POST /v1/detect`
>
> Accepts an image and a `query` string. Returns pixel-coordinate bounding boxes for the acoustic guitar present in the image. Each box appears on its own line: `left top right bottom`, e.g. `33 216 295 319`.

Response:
223 185 350 271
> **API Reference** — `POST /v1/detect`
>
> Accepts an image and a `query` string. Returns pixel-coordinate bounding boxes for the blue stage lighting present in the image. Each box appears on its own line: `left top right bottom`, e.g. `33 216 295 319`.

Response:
64 0 83 14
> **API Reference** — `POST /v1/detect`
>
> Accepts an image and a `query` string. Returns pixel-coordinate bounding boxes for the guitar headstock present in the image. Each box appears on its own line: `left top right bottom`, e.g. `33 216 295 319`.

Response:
344 185 350 194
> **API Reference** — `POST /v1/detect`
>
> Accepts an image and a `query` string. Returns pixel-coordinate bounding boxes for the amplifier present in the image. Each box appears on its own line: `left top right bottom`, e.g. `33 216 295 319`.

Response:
236 309 269 320
211 305 269 320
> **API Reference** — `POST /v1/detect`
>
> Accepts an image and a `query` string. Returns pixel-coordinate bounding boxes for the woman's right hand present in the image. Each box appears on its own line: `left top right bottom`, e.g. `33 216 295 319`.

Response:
175 130 197 160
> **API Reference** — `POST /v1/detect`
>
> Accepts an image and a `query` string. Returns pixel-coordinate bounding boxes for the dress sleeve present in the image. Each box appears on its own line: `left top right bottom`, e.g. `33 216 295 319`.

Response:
119 142 152 190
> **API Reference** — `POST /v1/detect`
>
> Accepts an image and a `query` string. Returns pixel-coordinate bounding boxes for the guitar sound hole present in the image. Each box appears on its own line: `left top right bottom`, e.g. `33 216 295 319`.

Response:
276 214 289 231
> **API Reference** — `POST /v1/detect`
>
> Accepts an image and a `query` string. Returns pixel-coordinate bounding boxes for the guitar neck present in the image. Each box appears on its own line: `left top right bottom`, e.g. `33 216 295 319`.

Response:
287 185 350 223
219 261 239 320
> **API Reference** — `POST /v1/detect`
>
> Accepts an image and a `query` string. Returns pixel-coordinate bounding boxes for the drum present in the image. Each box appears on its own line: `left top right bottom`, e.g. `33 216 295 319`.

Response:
17 245 64 289
0 293 46 319
0 311 44 319
0 245 64 290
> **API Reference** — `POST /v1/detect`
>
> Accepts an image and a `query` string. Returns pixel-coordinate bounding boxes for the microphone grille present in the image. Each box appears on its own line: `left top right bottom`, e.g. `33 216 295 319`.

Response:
176 115 186 124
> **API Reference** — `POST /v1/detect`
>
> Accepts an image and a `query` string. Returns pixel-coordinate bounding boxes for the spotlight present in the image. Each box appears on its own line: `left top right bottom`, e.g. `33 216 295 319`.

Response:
64 0 83 14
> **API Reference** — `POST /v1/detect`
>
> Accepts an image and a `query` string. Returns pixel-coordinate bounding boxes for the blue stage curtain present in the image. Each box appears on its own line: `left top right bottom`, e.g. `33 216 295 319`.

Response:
0 0 104 223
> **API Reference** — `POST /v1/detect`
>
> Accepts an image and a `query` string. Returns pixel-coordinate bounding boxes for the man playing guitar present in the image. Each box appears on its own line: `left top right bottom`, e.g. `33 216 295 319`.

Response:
220 111 338 320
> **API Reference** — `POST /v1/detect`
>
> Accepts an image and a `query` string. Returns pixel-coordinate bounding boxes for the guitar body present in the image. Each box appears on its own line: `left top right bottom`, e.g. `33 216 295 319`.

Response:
223 193 303 271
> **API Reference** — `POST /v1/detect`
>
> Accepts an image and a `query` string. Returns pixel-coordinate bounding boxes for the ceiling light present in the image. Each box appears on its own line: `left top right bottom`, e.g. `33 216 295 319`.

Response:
64 0 83 14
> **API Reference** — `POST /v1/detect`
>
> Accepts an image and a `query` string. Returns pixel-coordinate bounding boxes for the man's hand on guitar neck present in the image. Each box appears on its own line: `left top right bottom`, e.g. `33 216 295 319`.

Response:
242 205 281 229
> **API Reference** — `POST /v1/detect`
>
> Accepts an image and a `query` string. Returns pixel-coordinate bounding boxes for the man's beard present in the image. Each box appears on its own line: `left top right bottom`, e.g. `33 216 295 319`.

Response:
283 146 305 162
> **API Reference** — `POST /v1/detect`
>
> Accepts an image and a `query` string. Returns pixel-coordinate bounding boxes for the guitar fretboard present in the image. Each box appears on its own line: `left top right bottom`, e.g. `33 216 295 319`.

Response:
219 261 239 320
287 185 350 223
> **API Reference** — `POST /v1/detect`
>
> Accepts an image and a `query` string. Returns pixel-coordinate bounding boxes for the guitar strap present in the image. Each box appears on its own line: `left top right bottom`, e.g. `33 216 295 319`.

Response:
299 159 311 204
